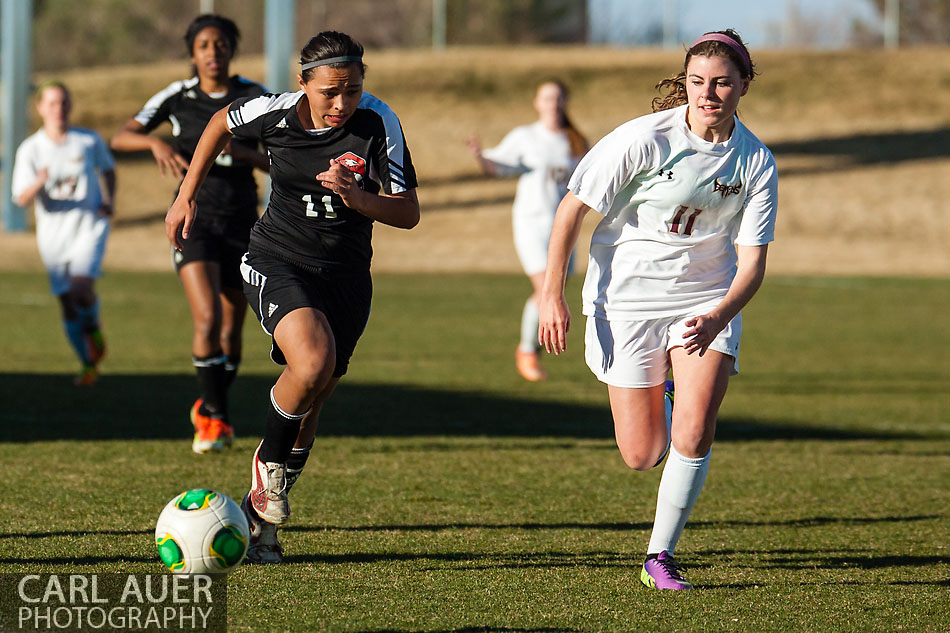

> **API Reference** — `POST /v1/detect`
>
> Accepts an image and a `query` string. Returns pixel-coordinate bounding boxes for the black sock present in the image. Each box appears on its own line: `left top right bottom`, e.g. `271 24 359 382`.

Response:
285 441 314 494
224 355 240 390
194 354 229 419
258 388 309 464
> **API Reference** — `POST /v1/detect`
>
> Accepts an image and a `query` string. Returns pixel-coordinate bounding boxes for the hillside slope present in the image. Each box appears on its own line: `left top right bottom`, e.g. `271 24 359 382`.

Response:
2 46 948 277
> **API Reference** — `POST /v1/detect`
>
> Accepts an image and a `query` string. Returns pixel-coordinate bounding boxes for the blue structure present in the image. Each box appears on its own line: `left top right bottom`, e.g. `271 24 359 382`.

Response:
2 0 33 232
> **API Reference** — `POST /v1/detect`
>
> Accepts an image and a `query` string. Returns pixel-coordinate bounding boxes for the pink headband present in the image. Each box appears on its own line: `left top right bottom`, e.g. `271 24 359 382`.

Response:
690 33 751 76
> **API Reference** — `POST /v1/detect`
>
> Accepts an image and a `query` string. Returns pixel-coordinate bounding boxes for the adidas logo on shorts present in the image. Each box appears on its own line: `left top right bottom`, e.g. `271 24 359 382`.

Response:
268 303 278 317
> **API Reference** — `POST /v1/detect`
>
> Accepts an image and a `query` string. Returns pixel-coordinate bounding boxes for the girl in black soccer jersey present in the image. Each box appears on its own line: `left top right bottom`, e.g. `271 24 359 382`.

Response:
166 31 420 563
111 15 269 455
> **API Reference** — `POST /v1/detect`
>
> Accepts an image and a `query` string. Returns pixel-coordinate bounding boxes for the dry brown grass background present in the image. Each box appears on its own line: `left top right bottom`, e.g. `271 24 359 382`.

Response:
3 46 949 277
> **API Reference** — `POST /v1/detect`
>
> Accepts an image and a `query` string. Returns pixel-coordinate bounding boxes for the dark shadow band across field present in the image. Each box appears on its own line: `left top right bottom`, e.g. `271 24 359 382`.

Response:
1 512 940 543
3 536 945 580
768 126 950 175
0 372 940 443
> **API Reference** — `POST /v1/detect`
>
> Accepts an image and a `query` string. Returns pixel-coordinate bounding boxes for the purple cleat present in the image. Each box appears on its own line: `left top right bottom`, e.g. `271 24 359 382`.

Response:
640 551 693 590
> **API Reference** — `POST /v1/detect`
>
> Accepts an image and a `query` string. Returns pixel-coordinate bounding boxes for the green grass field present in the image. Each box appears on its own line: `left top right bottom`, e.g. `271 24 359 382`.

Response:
0 271 947 632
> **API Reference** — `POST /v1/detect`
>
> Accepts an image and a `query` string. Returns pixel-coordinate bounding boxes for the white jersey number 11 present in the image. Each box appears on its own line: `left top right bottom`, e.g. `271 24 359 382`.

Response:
303 194 337 219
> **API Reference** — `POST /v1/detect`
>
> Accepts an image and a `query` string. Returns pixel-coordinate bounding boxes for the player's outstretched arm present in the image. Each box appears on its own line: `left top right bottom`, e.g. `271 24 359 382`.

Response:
316 160 420 229
465 133 498 176
539 192 589 355
165 107 234 249
111 119 189 178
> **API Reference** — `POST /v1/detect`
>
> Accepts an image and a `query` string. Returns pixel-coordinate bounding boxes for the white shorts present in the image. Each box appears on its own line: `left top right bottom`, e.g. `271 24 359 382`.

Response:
513 213 552 276
36 209 110 295
512 213 574 277
584 312 741 388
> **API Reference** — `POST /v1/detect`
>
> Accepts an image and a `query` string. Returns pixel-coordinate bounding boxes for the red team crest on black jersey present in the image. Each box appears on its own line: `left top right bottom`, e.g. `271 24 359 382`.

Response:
334 152 366 175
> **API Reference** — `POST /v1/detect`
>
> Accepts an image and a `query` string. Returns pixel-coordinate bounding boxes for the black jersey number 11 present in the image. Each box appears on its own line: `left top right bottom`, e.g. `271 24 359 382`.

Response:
303 194 337 219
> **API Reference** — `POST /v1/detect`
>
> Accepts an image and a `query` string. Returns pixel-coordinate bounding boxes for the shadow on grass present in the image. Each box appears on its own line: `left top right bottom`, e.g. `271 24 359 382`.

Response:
0 373 938 443
5 514 940 543
281 514 941 535
766 127 950 176
281 550 638 570
0 529 152 540
279 546 948 576
0 554 155 565
891 579 950 587
761 553 948 570
3 523 944 578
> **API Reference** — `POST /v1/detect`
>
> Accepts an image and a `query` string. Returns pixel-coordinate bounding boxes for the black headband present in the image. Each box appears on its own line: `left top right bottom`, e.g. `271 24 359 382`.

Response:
300 56 362 71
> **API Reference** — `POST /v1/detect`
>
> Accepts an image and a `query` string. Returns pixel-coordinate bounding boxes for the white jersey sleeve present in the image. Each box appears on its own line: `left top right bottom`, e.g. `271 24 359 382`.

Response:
481 126 531 177
10 136 37 200
735 154 778 246
568 120 654 215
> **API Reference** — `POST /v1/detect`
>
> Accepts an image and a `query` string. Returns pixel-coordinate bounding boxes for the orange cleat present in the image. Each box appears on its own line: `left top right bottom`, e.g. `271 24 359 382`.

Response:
210 417 235 448
74 364 98 387
515 348 547 382
85 329 106 365
190 398 234 453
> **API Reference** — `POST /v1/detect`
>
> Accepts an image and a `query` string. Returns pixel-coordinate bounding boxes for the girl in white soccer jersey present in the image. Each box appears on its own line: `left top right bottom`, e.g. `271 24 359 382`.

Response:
11 82 116 387
111 15 269 454
539 30 777 590
166 31 419 564
467 80 588 381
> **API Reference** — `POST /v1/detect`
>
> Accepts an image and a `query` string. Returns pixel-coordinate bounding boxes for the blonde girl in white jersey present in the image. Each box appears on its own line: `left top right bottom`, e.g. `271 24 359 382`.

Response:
11 82 116 387
539 30 777 590
467 80 587 381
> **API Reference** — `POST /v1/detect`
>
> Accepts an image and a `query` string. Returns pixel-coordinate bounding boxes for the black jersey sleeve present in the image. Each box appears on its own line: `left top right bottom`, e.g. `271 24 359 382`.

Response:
360 93 417 194
226 95 266 140
227 92 298 142
134 80 188 133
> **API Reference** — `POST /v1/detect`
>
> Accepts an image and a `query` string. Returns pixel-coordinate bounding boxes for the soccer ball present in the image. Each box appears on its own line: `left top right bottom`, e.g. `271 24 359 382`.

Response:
155 489 249 574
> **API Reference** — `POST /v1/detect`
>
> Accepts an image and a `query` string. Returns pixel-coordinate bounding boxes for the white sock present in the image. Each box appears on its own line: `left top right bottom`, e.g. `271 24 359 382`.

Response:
518 297 540 353
647 445 711 556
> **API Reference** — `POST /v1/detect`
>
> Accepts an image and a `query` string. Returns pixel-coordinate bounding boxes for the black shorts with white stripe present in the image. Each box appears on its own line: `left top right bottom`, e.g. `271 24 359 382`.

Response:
240 250 372 377
174 208 257 289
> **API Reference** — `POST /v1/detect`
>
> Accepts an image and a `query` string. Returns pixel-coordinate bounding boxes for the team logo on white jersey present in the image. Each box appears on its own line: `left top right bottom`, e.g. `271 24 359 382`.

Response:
334 152 366 176
713 177 742 198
